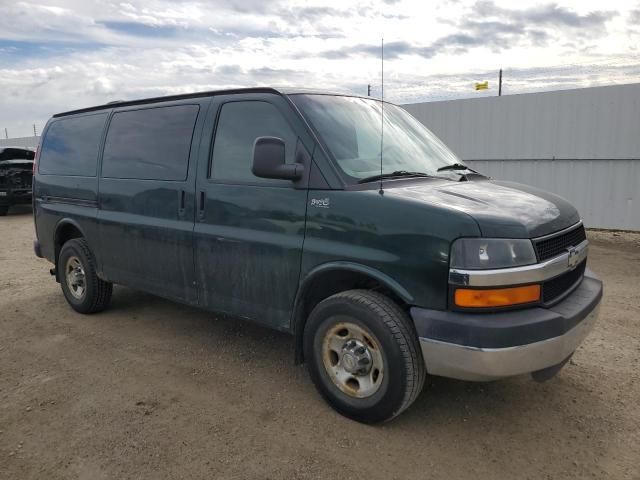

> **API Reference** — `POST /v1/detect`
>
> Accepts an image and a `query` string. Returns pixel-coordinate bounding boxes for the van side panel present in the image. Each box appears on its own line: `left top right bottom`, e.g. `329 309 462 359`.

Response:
96 100 207 304
33 176 99 263
194 93 312 330
34 112 110 266
301 189 482 311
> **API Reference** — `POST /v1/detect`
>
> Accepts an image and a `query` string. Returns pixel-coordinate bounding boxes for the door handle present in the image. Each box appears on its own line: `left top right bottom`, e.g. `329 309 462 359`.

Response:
178 189 186 216
198 191 205 219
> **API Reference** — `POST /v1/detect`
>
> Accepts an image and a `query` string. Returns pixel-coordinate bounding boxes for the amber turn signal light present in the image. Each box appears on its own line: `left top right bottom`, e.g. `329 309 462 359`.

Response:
454 285 541 308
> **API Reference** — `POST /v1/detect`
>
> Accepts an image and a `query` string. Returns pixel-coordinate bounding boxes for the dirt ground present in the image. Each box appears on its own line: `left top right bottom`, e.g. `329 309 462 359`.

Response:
1 206 639 480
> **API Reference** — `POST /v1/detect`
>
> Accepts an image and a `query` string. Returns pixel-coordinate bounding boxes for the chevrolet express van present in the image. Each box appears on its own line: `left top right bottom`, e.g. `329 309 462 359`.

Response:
33 88 602 423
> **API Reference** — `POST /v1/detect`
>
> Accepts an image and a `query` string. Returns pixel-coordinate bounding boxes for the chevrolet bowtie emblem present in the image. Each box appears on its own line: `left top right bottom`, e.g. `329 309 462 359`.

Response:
567 246 581 269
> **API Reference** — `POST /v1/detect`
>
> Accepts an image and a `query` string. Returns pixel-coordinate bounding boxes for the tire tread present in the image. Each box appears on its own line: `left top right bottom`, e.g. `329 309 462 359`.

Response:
310 289 426 422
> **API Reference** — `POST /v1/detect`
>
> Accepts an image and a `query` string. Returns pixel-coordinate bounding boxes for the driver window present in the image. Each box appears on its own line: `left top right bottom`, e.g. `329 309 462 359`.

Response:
210 101 297 185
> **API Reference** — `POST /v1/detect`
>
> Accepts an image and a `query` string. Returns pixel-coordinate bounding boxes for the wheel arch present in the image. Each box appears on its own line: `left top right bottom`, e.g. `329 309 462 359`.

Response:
53 219 87 278
292 262 414 364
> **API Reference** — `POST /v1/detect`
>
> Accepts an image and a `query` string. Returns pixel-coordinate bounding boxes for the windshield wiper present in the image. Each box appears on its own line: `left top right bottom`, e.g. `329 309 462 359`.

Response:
357 170 433 184
437 163 476 172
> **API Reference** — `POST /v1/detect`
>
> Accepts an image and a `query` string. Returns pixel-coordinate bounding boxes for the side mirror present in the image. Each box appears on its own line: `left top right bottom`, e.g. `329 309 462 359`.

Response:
252 136 303 180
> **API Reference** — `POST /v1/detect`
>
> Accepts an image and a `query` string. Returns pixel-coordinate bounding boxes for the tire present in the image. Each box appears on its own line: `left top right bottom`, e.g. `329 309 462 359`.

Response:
304 290 426 423
58 238 112 314
0 205 8 216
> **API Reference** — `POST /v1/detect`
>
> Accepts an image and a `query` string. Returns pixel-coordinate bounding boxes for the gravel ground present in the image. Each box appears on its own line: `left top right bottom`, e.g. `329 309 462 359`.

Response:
1 206 639 479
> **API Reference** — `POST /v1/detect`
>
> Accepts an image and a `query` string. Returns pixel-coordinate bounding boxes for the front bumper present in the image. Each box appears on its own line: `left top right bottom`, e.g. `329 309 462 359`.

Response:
411 269 602 381
0 188 32 205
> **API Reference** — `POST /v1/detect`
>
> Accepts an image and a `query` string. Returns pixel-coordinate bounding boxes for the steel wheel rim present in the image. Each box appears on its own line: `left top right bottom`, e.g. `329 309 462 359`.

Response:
321 321 384 399
65 256 86 300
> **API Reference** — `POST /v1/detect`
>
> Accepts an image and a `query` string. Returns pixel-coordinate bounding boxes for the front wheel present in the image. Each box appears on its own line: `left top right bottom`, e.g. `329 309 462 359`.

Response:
304 290 426 423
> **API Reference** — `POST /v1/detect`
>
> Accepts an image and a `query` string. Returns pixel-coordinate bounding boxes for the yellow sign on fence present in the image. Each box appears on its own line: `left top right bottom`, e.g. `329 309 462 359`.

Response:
475 81 489 91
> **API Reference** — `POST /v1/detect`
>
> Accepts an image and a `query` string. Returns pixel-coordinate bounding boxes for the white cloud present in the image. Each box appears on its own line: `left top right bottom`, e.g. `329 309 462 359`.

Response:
0 0 638 136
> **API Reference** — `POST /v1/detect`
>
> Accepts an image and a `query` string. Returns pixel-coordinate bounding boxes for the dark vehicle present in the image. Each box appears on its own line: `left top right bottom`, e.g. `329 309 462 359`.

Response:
0 147 35 216
33 88 602 423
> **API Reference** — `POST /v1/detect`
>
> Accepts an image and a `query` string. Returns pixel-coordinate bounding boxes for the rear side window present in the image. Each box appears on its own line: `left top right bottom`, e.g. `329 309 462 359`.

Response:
102 105 199 181
210 101 297 184
39 113 107 176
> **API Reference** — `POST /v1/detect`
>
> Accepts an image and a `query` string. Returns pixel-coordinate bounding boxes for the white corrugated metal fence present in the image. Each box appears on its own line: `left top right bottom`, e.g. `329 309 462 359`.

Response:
403 83 640 230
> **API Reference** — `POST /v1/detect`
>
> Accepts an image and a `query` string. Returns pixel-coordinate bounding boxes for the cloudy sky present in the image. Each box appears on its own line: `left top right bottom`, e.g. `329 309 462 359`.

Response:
1 0 639 137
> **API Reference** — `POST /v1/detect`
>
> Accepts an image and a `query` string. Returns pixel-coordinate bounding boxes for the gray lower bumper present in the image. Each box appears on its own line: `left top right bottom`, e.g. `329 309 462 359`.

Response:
419 301 600 381
413 270 603 382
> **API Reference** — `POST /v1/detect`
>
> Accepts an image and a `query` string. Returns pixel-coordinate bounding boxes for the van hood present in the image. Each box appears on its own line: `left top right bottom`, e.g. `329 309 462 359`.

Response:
389 179 580 238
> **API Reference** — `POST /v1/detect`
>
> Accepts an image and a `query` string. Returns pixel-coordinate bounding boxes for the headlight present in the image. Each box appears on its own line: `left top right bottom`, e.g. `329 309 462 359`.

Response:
450 238 536 270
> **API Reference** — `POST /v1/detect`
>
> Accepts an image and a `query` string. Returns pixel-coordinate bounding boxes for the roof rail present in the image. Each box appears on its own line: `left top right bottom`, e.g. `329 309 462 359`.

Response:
52 87 283 118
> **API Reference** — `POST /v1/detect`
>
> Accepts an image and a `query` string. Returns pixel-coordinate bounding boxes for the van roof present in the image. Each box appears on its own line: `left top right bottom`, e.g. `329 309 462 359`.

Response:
52 87 370 118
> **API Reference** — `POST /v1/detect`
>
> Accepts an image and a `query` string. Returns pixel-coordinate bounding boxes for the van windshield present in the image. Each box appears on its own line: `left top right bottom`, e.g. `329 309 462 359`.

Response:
290 94 463 183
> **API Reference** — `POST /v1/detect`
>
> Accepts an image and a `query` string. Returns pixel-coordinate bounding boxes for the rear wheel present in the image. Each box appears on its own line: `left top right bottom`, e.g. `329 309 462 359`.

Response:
59 238 112 313
304 290 426 423
0 205 8 216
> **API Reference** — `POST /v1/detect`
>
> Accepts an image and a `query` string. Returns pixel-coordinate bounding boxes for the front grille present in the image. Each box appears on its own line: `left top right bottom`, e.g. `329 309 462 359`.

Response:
534 224 586 261
10 175 32 187
542 260 586 304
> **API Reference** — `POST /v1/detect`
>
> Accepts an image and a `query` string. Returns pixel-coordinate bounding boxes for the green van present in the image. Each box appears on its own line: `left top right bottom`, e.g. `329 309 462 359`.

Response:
33 88 602 423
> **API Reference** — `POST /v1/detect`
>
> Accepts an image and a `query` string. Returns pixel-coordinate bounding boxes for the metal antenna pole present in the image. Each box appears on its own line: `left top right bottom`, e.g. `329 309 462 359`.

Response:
499 69 503 96
379 38 384 195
